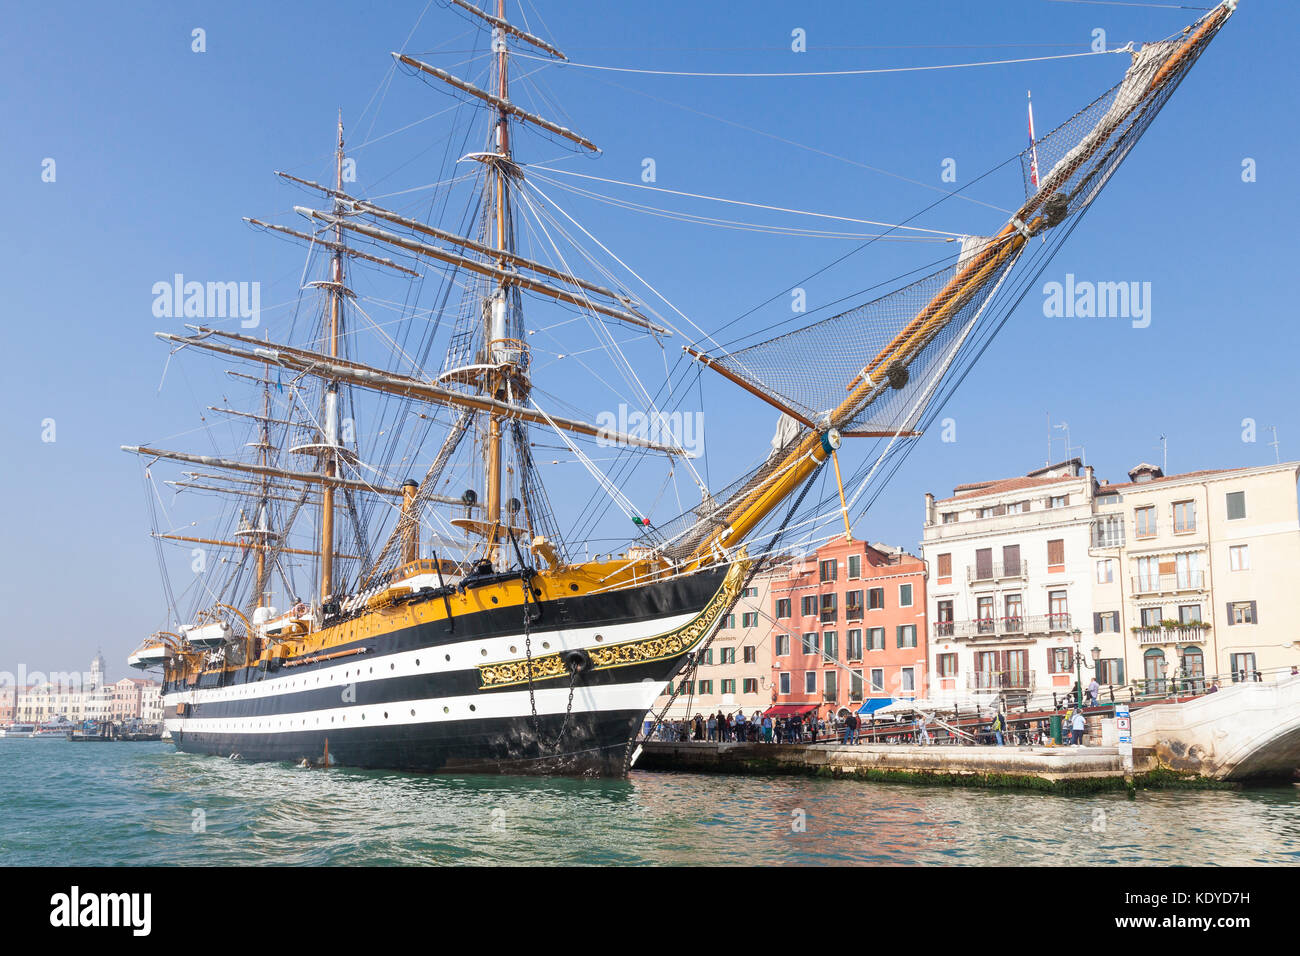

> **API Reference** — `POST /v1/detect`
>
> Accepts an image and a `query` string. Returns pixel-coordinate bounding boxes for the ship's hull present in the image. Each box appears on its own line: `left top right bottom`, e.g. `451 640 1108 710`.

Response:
163 562 738 776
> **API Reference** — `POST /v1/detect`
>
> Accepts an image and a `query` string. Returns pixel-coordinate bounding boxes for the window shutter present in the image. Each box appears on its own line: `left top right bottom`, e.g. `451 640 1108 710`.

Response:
1092 612 1102 633
994 504 1006 516
1250 600 1258 624
1226 602 1234 626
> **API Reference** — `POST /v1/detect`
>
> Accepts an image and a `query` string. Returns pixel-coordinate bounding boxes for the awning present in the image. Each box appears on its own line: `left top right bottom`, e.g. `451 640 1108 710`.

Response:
762 703 819 718
857 697 897 715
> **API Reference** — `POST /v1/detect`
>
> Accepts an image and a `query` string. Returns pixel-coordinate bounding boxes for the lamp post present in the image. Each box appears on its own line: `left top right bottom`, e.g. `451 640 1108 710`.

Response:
1072 629 1103 708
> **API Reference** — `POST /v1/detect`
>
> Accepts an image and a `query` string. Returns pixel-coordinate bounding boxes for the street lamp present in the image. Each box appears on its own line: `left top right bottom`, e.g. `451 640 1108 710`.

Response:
1071 629 1102 708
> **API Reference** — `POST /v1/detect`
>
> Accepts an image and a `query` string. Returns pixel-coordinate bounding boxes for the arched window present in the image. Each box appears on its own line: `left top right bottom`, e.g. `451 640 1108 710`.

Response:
1143 647 1167 693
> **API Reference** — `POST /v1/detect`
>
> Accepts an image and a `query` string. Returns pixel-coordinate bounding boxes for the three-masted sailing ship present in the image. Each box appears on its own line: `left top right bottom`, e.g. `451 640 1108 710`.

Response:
125 0 1240 775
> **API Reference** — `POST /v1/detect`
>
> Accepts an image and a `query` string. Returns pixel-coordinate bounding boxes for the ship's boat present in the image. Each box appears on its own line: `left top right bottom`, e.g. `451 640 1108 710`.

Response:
123 1 1242 775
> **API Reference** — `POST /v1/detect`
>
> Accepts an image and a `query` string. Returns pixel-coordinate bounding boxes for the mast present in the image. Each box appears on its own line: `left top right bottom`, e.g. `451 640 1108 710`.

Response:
319 112 346 601
484 0 512 563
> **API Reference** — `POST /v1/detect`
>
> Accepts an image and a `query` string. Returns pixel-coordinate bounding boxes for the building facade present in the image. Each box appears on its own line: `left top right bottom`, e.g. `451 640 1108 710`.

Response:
923 458 1300 708
771 539 928 718
654 564 786 720
1091 460 1300 688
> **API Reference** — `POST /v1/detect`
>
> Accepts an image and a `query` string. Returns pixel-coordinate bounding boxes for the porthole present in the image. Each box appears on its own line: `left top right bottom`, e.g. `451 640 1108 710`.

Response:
410 709 416 717
569 583 579 592
469 704 476 712
383 712 388 719
481 649 488 657
595 634 604 642
509 646 517 654
542 642 550 649
533 588 542 598
390 662 396 670
415 658 421 666
443 706 449 714
491 596 499 604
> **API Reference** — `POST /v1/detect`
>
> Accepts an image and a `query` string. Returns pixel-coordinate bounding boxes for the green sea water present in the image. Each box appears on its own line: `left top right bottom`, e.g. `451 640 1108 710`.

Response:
3 739 1298 865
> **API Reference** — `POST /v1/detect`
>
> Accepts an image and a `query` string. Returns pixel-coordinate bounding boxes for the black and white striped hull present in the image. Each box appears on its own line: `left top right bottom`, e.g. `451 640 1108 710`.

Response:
163 564 732 776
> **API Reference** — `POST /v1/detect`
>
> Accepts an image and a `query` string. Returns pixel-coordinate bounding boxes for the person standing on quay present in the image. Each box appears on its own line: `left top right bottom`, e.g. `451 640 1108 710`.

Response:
1087 676 1100 707
734 709 747 742
706 713 717 741
990 710 1004 747
1070 709 1086 745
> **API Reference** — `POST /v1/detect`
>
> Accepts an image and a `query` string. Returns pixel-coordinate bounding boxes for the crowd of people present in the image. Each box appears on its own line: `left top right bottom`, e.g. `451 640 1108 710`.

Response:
654 709 849 744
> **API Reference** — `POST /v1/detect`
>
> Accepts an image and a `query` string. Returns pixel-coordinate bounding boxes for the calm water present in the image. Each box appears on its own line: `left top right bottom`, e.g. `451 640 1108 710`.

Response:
3 739 1298 865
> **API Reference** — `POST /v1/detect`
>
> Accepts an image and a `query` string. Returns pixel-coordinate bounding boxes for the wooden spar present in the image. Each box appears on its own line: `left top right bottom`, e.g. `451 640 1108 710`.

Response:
447 0 567 60
681 6 1239 567
295 208 667 335
122 444 470 504
243 217 421 277
206 405 302 429
485 2 510 561
319 112 345 603
393 52 598 152
169 480 328 506
155 329 692 455
682 345 817 429
152 532 362 561
275 172 642 315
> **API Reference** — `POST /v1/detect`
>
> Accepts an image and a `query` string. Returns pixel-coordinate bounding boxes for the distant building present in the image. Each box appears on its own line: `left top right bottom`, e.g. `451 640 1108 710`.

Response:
771 539 928 721
922 457 1300 709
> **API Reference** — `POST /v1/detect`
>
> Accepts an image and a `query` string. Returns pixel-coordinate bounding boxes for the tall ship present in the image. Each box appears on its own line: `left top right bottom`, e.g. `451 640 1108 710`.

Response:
125 1 1240 775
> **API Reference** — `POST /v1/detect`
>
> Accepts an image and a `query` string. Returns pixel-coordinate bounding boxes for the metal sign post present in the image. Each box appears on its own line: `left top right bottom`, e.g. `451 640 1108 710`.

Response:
1115 703 1133 775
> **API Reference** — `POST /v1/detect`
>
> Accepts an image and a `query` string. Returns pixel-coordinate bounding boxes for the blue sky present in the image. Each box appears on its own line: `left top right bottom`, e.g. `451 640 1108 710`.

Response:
1 0 1294 676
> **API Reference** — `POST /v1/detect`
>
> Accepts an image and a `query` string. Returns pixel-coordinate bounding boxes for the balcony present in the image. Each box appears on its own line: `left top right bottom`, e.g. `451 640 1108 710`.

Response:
967 561 1029 585
968 669 1036 691
1130 572 1205 596
1133 624 1210 645
933 613 1072 641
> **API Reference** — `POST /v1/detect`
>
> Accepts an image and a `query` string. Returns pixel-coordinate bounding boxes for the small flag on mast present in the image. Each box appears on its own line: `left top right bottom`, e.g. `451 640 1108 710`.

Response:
1027 90 1041 190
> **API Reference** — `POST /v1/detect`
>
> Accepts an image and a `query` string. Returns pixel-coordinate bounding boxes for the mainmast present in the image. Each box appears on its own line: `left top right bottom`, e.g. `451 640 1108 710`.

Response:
319 112 347 600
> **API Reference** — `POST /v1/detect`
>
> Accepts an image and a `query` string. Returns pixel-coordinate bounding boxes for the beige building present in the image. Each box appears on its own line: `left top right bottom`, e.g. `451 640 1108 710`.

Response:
1091 460 1300 688
653 564 786 721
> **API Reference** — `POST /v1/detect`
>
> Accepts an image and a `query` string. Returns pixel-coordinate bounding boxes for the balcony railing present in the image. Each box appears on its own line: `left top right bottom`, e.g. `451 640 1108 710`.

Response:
1130 572 1205 595
933 613 1072 640
1134 625 1210 645
968 561 1029 584
968 669 1036 691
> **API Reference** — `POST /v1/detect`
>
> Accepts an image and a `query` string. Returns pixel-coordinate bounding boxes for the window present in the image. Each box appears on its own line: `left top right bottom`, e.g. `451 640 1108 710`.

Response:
721 679 736 695
1096 558 1114 584
1049 494 1069 508
870 669 884 693
1136 555 1159 591
1048 590 1068 626
896 625 917 648
1178 604 1201 625
722 614 735 630
846 629 863 660
776 598 791 619
1230 652 1257 682
1006 501 1025 515
822 631 838 660
900 668 915 693
742 612 759 628
742 587 758 598
820 593 837 623
942 512 957 524
1229 544 1250 571
1004 592 1023 627
1135 506 1157 538
819 559 837 583
743 646 757 664
936 552 952 582
678 681 693 696
847 554 861 579
805 671 817 694
1048 647 1072 674
1003 544 1021 576
867 587 884 610
1097 493 1120 505
849 670 864 701
1098 658 1125 686
937 653 958 677
699 649 713 665
845 590 864 621
801 633 819 655
697 680 713 695
866 627 885 651
743 678 758 694
776 634 790 656
800 595 818 618
778 673 790 695
978 507 995 518
1175 552 1202 589
976 595 994 632
1173 500 1196 533
824 670 838 699
1140 606 1162 628
1226 491 1246 520
1047 538 1065 572
898 583 913 607
935 600 954 637
720 647 736 664
1228 601 1257 625
1093 611 1119 633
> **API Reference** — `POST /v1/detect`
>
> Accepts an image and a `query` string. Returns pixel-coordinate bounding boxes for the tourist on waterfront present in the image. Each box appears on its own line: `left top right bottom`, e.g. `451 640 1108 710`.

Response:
990 710 1005 746
1070 709 1086 745
751 711 762 742
734 710 747 742
1087 677 1100 707
761 714 773 743
916 716 930 746
707 713 717 741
